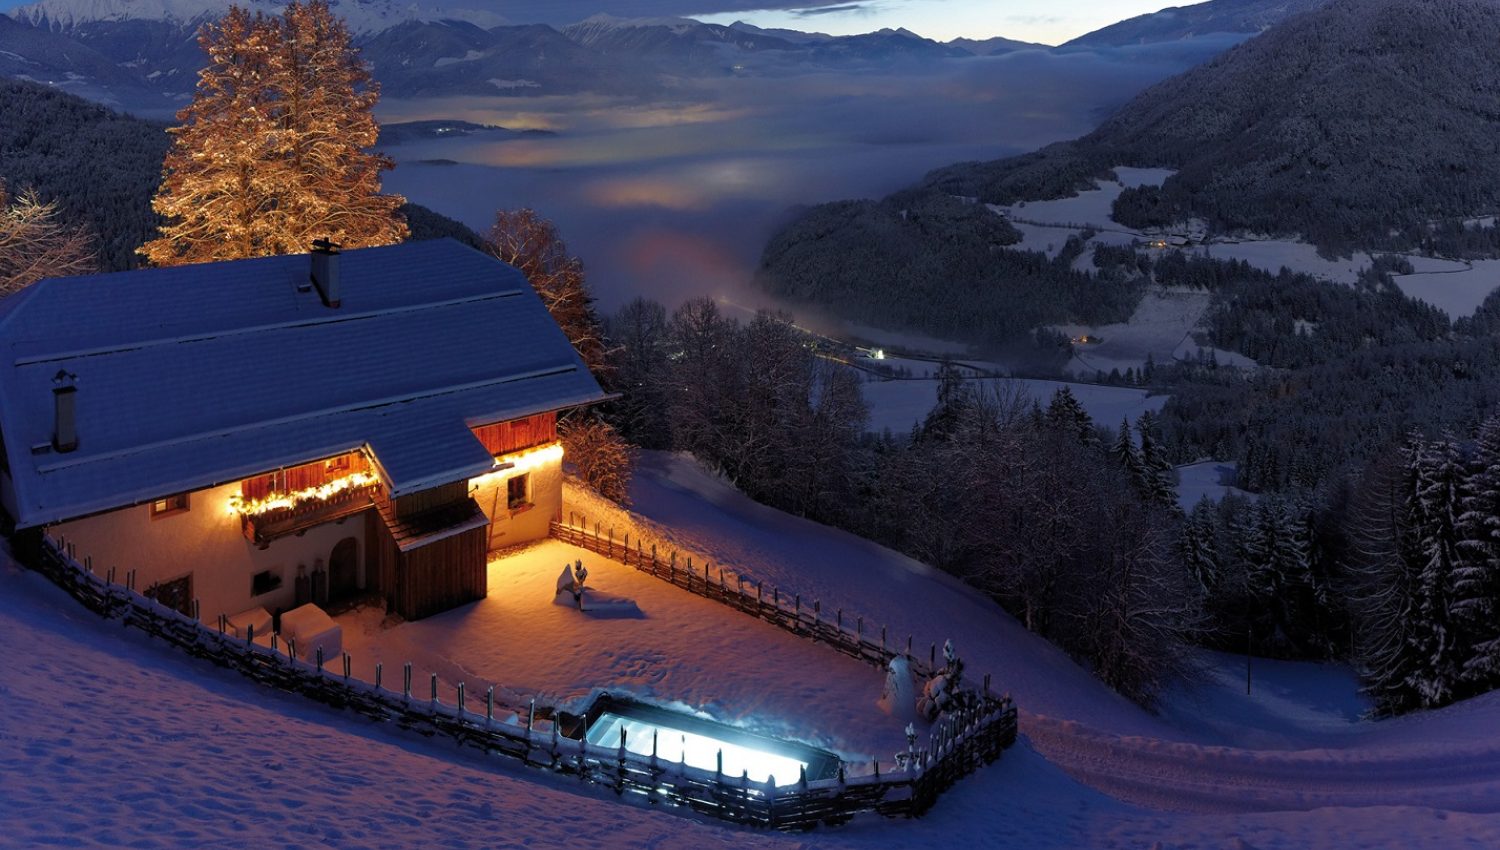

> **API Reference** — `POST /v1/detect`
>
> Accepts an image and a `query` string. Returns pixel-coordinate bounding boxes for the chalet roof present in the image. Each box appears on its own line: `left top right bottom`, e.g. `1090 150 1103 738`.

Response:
0 239 608 528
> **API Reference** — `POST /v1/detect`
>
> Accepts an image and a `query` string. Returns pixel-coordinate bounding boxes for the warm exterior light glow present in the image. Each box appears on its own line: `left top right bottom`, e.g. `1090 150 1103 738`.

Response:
228 471 379 517
469 442 564 489
586 712 809 785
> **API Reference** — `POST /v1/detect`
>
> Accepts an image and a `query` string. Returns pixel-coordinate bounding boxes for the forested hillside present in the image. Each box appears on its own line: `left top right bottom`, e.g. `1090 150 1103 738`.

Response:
0 77 482 272
929 0 1500 254
758 192 1152 356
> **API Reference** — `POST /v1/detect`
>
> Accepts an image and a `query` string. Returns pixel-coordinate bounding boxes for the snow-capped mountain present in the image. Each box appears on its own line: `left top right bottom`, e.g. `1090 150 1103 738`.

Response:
0 0 1004 104
12 0 508 35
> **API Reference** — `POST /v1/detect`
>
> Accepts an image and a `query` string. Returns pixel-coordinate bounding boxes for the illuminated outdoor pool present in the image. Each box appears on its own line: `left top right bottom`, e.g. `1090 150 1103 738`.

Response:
578 695 840 786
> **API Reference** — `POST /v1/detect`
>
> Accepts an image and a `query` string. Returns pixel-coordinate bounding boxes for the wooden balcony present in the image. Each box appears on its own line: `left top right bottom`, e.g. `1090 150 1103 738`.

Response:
240 481 380 546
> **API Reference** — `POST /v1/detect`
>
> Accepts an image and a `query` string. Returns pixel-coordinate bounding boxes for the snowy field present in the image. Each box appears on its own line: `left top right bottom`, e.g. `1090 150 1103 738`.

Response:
1186 241 1376 285
860 376 1168 435
10 455 1500 846
1175 461 1257 512
337 539 906 760
1055 287 1231 376
1394 258 1500 318
1000 167 1175 233
992 165 1500 322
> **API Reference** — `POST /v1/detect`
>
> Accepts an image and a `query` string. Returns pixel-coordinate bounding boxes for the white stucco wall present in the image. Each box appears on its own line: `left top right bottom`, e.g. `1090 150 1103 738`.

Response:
52 481 365 623
471 454 563 551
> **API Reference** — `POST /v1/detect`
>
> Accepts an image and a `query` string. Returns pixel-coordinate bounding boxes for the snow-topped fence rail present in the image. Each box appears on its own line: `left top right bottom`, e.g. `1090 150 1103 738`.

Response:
554 516 972 684
18 529 1018 830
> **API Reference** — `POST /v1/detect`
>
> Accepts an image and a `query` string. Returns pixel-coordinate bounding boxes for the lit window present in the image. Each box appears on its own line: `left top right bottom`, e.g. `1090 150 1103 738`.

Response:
507 474 530 510
324 455 351 474
150 492 190 519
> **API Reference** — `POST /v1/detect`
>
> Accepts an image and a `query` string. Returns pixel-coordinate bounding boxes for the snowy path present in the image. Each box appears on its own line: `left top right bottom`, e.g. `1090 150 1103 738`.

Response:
1025 710 1500 814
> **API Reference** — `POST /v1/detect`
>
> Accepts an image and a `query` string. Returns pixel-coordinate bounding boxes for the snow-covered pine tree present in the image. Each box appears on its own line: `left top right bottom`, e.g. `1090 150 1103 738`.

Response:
1406 433 1468 707
1045 386 1095 445
1457 415 1500 687
1112 416 1142 480
1346 439 1426 715
1135 412 1178 510
1181 498 1221 594
140 1 406 266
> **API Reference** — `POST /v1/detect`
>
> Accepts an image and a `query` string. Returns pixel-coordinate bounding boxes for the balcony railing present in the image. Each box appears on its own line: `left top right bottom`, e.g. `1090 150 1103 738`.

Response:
240 481 380 545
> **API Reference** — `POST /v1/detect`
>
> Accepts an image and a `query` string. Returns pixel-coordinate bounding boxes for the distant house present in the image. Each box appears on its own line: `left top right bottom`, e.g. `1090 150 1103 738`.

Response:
0 239 608 622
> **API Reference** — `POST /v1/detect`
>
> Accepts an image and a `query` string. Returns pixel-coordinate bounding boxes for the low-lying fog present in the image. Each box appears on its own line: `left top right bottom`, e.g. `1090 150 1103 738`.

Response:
378 39 1238 320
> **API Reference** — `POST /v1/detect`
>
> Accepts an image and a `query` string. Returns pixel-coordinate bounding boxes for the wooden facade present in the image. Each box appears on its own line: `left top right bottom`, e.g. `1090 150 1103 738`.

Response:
368 481 489 621
240 451 370 501
228 413 561 622
471 411 556 457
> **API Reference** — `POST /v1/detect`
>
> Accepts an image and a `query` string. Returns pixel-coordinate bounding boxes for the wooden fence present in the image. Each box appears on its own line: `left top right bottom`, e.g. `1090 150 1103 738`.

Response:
556 516 962 684
19 529 1017 830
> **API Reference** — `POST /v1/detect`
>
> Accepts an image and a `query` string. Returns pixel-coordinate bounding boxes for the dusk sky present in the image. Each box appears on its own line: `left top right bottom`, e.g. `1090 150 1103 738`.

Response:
0 0 1179 45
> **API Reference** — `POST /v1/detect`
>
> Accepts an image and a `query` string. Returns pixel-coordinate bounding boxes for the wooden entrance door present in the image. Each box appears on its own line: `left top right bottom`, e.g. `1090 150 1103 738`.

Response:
329 537 359 602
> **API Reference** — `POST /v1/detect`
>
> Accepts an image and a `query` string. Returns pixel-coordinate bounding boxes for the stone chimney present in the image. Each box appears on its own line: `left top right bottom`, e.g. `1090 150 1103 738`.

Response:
52 370 78 453
310 238 341 308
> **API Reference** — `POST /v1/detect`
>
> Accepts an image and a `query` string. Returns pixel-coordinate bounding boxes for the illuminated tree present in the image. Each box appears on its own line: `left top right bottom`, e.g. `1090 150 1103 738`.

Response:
0 182 95 295
561 416 635 504
140 1 405 266
485 209 609 377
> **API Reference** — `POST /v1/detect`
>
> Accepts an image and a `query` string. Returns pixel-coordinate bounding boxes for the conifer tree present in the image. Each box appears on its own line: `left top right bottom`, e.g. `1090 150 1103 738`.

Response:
1045 386 1095 445
1408 433 1468 705
1457 416 1500 686
140 1 406 266
1112 417 1141 480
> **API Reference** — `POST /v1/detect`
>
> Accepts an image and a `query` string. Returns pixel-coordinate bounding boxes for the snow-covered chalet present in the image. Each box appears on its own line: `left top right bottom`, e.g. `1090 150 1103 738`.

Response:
0 239 609 622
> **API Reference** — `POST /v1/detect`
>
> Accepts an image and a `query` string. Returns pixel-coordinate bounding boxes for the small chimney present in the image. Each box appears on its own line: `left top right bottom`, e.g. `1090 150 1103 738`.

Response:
52 370 78 454
310 238 341 308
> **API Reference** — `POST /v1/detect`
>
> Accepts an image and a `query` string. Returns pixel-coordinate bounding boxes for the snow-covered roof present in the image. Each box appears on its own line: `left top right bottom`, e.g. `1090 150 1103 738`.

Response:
0 239 608 528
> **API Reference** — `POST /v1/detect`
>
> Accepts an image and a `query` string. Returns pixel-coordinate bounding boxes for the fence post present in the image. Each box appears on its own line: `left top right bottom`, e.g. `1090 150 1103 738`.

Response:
192 599 200 622
881 625 887 653
837 609 842 631
343 652 351 680
930 643 937 670
246 623 254 646
316 646 324 674
430 673 438 704
486 686 494 723
458 682 466 716
375 662 383 690
403 662 412 700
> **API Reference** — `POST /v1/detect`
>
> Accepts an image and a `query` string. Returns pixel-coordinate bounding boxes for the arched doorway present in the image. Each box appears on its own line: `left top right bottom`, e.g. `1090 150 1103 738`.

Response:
329 537 359 603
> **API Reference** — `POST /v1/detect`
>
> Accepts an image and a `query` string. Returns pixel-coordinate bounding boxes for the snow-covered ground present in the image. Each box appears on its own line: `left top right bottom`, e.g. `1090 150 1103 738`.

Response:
336 539 906 761
10 456 1500 846
1186 241 1376 285
992 165 1500 321
860 376 1168 435
1055 287 1227 376
1175 460 1257 512
1001 167 1175 234
1394 258 1500 318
